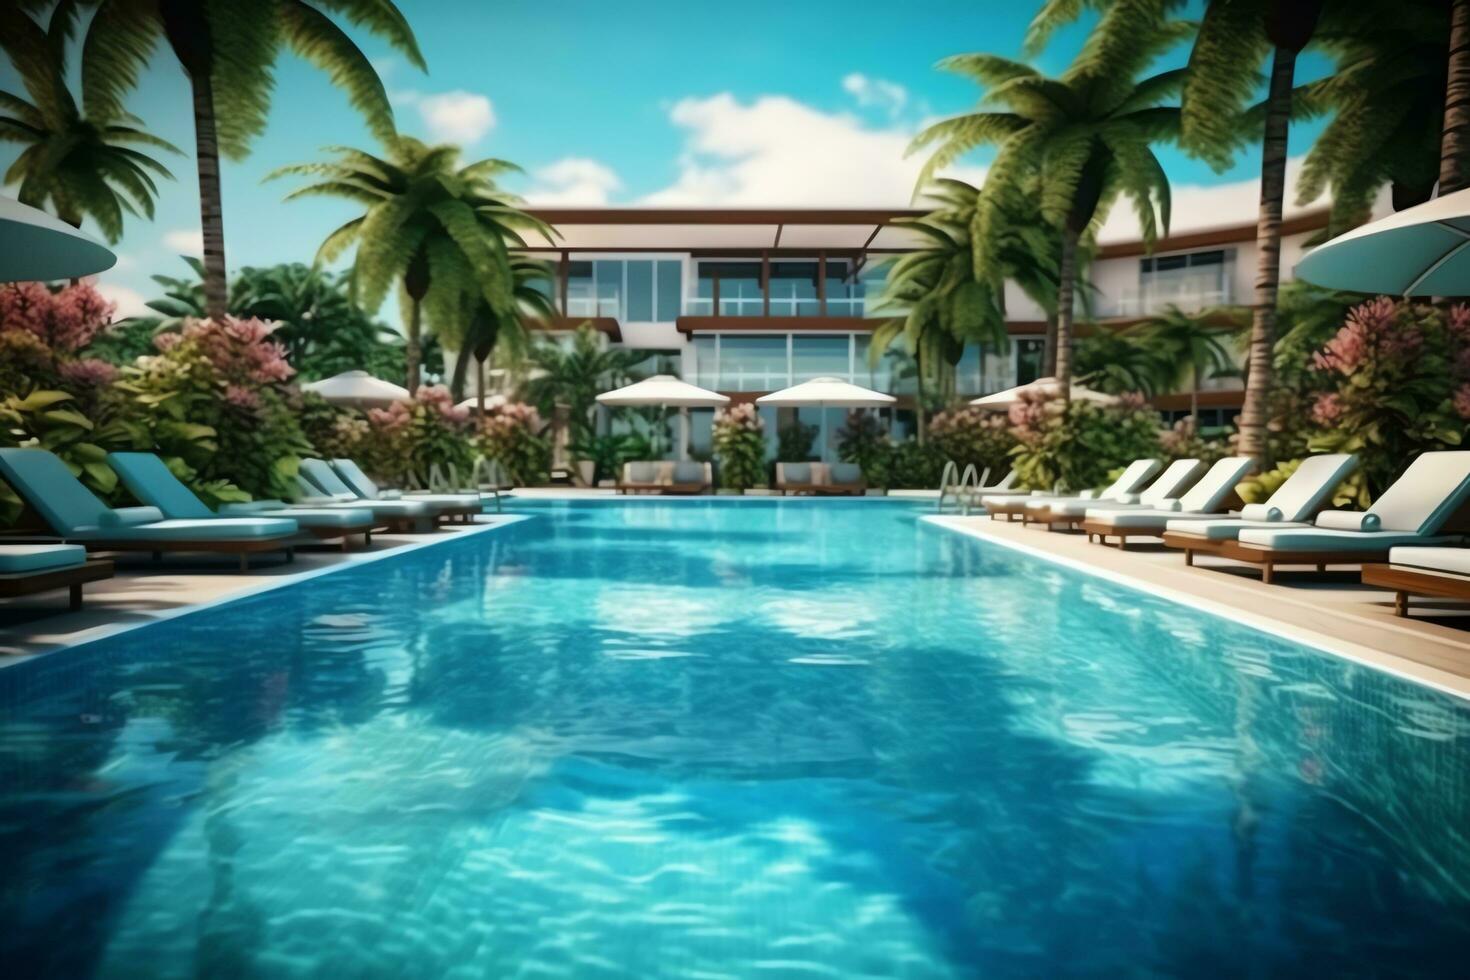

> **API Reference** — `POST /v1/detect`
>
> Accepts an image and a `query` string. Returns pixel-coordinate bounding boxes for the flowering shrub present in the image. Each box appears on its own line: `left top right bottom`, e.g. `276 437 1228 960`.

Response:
1303 297 1470 500
712 402 766 490
0 281 114 354
476 396 549 486
119 317 310 503
836 410 890 473
929 405 1018 479
869 439 948 489
1008 390 1162 492
1158 417 1229 464
364 385 476 486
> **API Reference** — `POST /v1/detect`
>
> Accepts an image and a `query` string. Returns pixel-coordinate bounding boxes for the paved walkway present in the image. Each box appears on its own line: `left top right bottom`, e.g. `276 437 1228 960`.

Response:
929 514 1470 701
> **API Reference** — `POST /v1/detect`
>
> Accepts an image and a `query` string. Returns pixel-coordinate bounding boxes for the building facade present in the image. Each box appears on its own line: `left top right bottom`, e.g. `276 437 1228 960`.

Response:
516 207 1330 457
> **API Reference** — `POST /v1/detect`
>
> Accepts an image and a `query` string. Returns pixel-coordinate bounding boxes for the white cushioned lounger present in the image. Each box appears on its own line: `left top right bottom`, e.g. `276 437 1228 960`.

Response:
982 458 1160 512
1038 458 1206 518
1385 546 1470 576
1084 457 1253 529
1163 453 1359 541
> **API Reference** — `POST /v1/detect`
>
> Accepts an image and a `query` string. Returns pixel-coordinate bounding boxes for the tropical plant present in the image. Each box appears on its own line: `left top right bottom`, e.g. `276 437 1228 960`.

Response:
523 325 647 455
1007 389 1163 492
0 4 178 242
776 420 818 462
867 439 949 490
1129 304 1247 420
365 385 475 486
71 0 426 315
272 137 553 391
570 432 654 485
1158 417 1231 462
912 0 1184 399
476 397 549 487
927 405 1018 479
448 256 558 407
1071 327 1174 397
835 409 890 474
1302 297 1470 501
711 403 766 490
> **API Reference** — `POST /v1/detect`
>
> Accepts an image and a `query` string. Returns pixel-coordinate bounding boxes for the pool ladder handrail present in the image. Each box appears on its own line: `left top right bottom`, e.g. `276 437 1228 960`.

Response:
937 462 986 514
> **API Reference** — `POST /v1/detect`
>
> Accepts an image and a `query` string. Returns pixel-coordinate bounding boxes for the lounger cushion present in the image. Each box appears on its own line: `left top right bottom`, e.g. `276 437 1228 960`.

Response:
1163 518 1310 541
1175 457 1253 513
1363 451 1470 532
1259 453 1359 522
299 459 358 498
70 517 299 541
355 499 436 518
625 462 657 483
250 507 375 528
782 463 813 484
404 492 482 509
97 505 165 527
1388 547 1470 577
1138 459 1207 506
1235 528 1456 551
0 447 113 534
108 452 218 520
1314 510 1382 532
0 544 87 574
828 462 862 485
672 461 707 484
1239 503 1283 522
1086 508 1218 529
1102 458 1164 498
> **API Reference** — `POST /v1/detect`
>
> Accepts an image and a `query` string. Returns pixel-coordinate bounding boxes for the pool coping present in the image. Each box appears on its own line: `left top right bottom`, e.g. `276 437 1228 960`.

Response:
0 516 531 669
925 514 1470 703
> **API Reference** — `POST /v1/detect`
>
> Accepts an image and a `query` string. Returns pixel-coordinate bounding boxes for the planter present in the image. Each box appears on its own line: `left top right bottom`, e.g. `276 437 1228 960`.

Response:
715 488 743 496
743 488 780 496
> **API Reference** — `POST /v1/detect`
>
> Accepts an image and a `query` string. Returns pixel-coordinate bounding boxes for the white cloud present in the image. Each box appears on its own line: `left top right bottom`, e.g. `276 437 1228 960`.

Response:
525 157 624 205
415 90 496 145
162 228 202 255
640 93 985 207
842 73 909 117
92 281 150 319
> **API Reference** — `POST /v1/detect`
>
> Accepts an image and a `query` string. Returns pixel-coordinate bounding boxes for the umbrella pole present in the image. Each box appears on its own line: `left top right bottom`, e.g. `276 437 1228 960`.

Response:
820 406 828 464
679 406 691 461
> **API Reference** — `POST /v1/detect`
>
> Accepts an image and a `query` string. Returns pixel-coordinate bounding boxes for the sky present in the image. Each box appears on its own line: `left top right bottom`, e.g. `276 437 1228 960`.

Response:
0 0 1334 323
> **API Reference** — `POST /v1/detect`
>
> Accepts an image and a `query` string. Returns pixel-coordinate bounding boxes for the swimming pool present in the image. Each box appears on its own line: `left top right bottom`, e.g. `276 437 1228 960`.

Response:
2 498 1468 977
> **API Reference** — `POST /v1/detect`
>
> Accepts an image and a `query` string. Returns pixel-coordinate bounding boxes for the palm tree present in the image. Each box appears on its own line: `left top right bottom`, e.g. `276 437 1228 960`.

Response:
1072 327 1175 397
449 257 559 411
69 0 425 317
271 138 554 393
524 325 647 461
1294 2 1451 233
0 4 178 243
1443 0 1470 192
1129 305 1247 422
911 0 1183 401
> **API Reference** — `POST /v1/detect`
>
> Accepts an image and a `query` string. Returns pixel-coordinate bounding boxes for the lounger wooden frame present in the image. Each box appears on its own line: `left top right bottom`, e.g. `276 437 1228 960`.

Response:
0 557 113 610
1080 519 1161 549
814 482 866 497
79 537 296 573
1159 530 1391 584
616 482 707 496
1360 563 1470 617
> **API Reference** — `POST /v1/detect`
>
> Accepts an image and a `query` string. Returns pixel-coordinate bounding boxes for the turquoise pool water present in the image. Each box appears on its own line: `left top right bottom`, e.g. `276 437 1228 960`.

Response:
2 499 1469 977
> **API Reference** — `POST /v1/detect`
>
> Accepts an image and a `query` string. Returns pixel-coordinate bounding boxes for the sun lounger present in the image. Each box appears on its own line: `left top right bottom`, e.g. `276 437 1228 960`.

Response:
296 459 439 532
1362 547 1470 616
108 452 379 549
617 461 711 495
1159 453 1359 560
1202 451 1470 583
1079 456 1254 547
0 544 112 610
816 462 867 496
663 461 711 494
955 470 1020 514
984 458 1162 521
0 448 299 571
330 458 482 523
777 462 825 495
1025 458 1207 529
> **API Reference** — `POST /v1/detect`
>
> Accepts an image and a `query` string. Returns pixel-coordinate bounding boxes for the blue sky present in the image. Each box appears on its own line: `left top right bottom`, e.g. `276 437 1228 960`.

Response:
0 0 1330 321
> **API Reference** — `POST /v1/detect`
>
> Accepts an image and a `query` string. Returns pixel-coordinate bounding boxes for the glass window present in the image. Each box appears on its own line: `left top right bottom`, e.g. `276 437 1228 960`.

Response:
656 260 682 321
791 335 851 382
625 261 653 321
1015 337 1045 386
718 335 788 391
1138 248 1232 313
693 336 718 389
698 261 763 317
566 261 595 317
855 334 894 392
594 260 622 318
824 261 863 317
954 345 983 395
768 261 819 317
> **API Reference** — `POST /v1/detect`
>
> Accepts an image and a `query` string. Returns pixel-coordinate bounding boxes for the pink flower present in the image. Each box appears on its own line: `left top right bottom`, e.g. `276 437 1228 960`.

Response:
1311 392 1345 426
1313 296 1420 376
224 383 261 411
0 281 115 352
59 358 119 387
1455 384 1470 421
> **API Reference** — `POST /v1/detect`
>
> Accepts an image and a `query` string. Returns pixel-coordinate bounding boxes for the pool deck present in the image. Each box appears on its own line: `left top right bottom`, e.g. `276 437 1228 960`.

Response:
0 517 524 666
929 514 1470 700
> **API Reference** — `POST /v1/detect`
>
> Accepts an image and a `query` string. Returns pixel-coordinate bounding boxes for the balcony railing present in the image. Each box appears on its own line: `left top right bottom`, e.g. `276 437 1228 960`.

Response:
1098 287 1232 319
683 297 867 317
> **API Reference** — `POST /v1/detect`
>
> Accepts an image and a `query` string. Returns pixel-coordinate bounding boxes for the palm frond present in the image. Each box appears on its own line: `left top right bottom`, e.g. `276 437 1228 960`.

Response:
279 0 399 144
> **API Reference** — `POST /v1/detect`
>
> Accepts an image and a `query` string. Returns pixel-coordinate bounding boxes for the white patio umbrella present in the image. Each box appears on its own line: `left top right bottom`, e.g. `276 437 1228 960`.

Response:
1295 186 1470 296
302 370 409 409
0 194 116 282
596 375 729 459
970 376 1119 411
757 377 896 461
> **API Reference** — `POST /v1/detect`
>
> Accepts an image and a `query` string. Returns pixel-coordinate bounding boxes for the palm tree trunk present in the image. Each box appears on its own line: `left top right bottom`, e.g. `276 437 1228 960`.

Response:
1054 228 1079 398
476 358 486 417
1043 313 1058 377
1442 0 1470 194
1237 46 1296 471
405 299 422 394
188 69 229 320
1191 362 1200 426
914 353 927 445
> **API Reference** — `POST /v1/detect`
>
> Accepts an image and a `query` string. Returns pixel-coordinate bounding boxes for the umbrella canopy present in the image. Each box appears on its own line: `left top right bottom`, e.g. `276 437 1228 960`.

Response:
302 370 409 408
0 194 116 282
1295 186 1470 296
596 375 729 408
755 377 896 408
970 376 1119 411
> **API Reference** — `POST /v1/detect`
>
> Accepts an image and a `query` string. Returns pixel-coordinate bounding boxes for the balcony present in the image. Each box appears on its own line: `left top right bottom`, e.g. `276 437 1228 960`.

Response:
1096 287 1233 319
